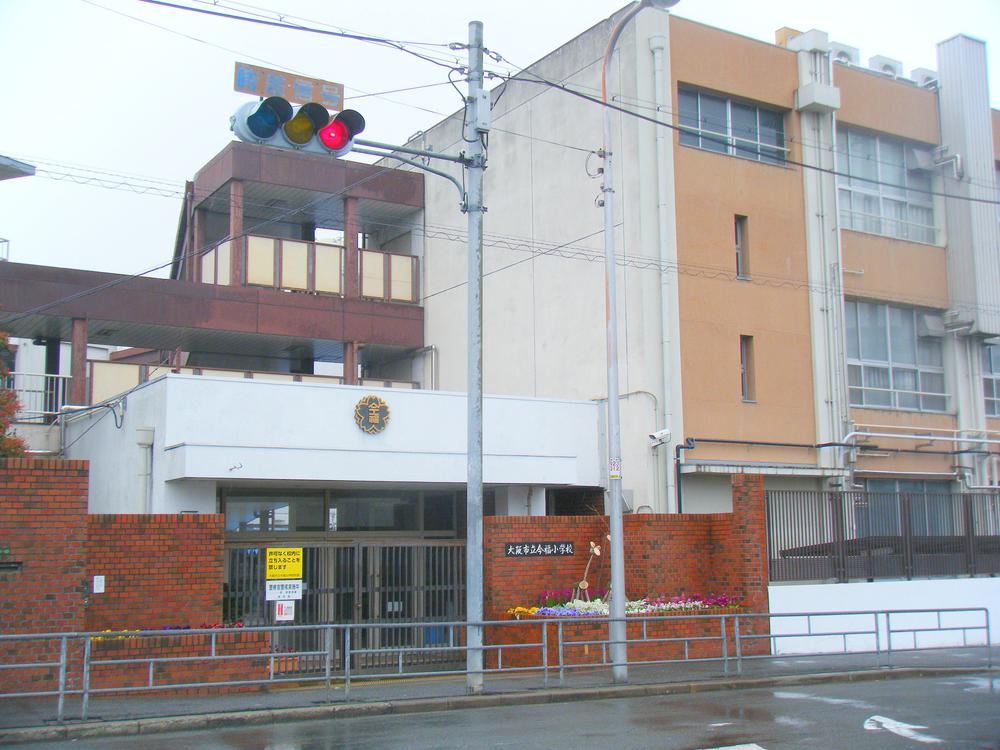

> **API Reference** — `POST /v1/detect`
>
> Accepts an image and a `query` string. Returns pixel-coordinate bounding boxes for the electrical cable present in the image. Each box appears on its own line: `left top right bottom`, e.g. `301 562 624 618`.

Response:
82 0 455 117
137 0 466 73
491 70 999 207
1 163 404 323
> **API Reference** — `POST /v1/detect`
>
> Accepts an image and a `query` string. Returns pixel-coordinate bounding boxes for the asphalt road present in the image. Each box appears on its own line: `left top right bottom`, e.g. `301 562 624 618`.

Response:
12 673 1000 749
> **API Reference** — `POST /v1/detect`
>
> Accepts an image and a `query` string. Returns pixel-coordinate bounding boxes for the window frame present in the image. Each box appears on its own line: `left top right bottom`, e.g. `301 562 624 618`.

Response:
735 215 750 279
678 87 787 165
836 127 936 244
984 343 1000 418
740 334 756 402
845 300 947 413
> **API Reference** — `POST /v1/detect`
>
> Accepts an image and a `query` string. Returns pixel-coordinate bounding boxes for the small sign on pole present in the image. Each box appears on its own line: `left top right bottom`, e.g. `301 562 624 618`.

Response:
275 601 295 622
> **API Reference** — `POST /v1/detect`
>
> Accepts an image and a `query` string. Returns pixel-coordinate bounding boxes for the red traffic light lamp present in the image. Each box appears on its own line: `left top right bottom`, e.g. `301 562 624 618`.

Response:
231 97 365 157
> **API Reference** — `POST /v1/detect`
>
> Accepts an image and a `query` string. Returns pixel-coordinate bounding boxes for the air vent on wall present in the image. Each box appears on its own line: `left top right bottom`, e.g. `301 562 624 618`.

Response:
830 42 859 66
869 55 904 78
910 67 939 88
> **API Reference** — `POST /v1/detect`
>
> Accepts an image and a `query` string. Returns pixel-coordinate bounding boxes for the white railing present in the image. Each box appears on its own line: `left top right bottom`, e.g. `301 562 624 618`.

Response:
2 372 71 422
87 360 419 404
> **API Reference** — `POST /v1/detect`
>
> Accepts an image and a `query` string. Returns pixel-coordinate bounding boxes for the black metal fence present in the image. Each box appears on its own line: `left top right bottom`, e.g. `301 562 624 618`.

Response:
224 541 466 672
766 490 1000 582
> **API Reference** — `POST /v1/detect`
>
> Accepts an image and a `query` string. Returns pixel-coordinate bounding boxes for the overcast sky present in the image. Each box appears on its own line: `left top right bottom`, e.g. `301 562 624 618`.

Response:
1 0 998 276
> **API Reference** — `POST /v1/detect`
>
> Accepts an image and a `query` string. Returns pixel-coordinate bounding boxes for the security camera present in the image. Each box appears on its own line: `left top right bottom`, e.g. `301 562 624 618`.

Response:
649 428 671 446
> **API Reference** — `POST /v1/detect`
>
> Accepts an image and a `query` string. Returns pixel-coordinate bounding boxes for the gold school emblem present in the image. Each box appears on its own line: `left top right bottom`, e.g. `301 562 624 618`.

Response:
354 395 390 434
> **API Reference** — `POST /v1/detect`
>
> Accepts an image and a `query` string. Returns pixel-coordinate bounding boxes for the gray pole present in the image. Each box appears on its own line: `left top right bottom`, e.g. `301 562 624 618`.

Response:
599 0 679 685
465 19 486 695
600 1 643 686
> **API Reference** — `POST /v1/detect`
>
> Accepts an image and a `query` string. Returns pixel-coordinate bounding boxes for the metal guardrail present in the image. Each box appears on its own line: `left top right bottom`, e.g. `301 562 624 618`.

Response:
0 607 991 723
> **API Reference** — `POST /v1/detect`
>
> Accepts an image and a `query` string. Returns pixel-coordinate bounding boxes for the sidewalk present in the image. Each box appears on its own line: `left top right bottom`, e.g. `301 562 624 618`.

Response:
0 646 994 744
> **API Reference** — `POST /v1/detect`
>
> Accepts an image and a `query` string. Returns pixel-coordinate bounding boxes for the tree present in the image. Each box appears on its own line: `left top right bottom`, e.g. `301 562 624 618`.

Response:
0 332 28 457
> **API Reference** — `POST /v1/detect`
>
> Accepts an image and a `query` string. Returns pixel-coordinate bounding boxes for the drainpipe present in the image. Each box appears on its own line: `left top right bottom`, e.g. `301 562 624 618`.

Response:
649 33 682 513
674 438 695 513
414 345 438 390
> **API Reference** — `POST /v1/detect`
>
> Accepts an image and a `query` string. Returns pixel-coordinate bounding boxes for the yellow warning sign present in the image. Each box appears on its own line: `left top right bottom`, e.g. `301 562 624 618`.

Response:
266 547 302 580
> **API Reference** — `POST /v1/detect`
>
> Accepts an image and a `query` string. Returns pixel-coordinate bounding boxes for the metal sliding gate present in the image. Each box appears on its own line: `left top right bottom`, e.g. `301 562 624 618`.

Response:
224 541 466 673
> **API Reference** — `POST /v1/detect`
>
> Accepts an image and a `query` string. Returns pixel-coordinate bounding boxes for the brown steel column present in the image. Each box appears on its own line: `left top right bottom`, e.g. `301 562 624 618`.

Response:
229 180 245 286
343 196 359 299
69 318 88 405
343 342 359 385
182 180 195 282
191 207 206 283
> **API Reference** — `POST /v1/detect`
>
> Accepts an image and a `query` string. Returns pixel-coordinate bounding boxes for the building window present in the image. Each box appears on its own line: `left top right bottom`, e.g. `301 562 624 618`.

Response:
845 300 946 412
836 128 936 243
862 479 955 535
735 215 750 278
221 489 458 535
740 335 756 402
678 87 786 164
984 343 1000 417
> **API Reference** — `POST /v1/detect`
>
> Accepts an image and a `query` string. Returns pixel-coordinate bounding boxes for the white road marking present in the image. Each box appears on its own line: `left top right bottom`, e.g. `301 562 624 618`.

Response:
863 715 943 744
697 745 767 750
708 722 734 727
773 690 876 709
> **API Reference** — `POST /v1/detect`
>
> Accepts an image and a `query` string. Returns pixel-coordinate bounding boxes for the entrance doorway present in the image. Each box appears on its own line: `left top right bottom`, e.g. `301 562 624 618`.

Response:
223 540 466 671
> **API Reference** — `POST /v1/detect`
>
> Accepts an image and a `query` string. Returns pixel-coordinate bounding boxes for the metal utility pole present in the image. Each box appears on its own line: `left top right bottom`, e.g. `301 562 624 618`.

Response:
465 19 487 696
599 3 638 687
599 0 679 688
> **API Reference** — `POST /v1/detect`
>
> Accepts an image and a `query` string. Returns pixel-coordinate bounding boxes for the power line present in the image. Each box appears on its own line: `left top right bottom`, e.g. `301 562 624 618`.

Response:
138 0 466 73
17 148 1000 318
493 70 1000 207
82 0 454 117
1 163 403 323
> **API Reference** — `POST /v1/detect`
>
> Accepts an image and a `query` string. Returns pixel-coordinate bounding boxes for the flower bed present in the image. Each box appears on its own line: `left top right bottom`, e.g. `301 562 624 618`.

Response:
489 593 764 670
508 594 740 619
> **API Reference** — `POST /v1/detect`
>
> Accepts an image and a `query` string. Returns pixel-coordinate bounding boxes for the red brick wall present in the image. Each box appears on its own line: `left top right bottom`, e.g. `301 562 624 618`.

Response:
0 458 89 634
708 475 769 613
483 475 769 618
85 514 226 631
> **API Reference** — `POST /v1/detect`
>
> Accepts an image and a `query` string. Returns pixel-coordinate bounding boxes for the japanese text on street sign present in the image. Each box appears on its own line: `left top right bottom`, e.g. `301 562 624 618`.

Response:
275 601 295 621
266 580 303 601
505 542 574 557
609 457 622 480
266 547 302 580
234 62 344 110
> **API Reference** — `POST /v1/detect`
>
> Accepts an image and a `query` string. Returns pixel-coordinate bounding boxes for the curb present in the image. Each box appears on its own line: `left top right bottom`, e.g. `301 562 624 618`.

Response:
0 666 990 744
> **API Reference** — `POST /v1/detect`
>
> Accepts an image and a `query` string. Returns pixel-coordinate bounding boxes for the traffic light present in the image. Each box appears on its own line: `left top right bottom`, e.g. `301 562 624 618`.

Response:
231 97 365 157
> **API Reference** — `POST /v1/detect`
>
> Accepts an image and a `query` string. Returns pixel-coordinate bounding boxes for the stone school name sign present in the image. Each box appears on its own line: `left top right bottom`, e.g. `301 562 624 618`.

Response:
505 542 574 557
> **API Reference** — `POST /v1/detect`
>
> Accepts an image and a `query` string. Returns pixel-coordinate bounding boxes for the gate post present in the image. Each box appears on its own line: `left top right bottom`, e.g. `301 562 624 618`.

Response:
830 492 847 583
963 495 977 576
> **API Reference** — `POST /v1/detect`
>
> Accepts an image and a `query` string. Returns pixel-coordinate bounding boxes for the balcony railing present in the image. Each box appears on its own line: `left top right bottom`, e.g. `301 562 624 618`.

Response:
2 372 71 423
199 235 419 304
766 490 1000 582
88 361 418 405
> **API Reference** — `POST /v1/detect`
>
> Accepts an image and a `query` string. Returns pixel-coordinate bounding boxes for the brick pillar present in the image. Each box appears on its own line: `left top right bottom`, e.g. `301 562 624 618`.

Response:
730 474 769 608
69 318 88 406
344 196 359 298
343 341 359 385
